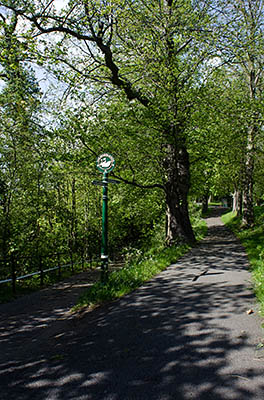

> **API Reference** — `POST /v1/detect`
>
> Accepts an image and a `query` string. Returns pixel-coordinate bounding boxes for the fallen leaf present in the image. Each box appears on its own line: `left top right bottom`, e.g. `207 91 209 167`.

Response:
246 309 254 315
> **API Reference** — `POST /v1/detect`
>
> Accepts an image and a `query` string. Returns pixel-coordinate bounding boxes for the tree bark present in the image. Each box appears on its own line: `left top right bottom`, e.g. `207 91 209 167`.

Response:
232 190 242 215
242 124 256 226
202 193 209 214
69 177 77 254
164 142 196 245
242 161 254 226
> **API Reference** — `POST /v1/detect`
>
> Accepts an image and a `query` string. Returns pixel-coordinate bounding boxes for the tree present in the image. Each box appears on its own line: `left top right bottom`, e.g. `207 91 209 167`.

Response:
215 0 264 225
0 11 42 264
1 0 217 245
188 66 250 212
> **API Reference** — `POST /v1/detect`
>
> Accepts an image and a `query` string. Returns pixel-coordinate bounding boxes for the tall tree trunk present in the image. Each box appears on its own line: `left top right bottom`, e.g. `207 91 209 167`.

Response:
242 55 259 226
242 124 256 226
238 191 243 216
242 159 254 226
202 192 209 214
69 177 77 253
1 183 11 265
2 205 10 265
164 142 196 245
233 189 242 215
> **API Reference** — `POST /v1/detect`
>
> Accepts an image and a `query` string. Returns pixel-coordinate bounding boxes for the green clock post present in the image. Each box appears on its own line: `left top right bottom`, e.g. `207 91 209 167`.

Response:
95 153 116 282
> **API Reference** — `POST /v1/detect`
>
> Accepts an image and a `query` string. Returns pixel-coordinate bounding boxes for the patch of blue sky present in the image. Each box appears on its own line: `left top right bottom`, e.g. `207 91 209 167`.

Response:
53 0 69 11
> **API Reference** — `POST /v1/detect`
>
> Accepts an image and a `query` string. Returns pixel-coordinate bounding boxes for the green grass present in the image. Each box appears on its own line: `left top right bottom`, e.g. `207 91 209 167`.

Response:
222 208 264 316
209 201 222 206
73 217 207 311
73 244 190 311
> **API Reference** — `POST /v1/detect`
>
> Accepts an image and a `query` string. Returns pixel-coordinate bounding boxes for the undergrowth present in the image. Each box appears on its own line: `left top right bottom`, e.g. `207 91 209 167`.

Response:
222 207 264 316
73 244 190 310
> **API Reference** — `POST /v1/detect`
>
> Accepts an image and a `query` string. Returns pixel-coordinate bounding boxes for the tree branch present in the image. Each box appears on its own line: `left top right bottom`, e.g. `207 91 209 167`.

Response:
4 3 151 107
95 37 150 106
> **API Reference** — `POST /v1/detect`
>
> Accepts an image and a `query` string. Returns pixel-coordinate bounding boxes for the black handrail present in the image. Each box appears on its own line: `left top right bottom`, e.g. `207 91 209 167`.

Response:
0 253 101 293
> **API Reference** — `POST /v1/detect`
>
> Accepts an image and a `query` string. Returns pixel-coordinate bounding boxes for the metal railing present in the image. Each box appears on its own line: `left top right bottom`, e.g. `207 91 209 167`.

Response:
0 253 100 294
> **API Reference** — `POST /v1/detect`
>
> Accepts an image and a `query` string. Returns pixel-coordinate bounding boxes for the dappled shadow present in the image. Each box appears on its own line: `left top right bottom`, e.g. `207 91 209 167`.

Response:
0 210 264 399
0 270 100 354
1 280 263 400
207 207 230 218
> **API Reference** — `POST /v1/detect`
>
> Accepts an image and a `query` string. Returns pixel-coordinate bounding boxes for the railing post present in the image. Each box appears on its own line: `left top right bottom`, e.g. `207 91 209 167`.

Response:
70 251 74 273
11 254 16 295
39 255 44 286
57 253 61 279
81 252 85 271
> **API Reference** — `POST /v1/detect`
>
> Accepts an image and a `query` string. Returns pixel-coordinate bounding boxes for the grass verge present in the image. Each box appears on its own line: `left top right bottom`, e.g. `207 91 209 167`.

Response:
73 217 207 312
73 245 190 311
222 208 264 316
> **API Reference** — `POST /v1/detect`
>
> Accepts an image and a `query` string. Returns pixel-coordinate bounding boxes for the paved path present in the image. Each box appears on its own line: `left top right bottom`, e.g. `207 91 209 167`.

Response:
0 210 264 399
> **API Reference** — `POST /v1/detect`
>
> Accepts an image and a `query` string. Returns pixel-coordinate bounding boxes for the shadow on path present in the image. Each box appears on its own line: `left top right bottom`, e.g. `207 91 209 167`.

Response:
0 210 264 399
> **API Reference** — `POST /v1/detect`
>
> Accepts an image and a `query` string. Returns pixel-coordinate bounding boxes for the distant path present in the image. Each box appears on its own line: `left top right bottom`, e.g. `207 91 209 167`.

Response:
0 209 264 400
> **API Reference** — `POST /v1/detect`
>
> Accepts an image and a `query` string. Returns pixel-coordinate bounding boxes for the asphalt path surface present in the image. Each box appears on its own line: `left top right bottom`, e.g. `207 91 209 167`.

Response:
1 209 264 399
